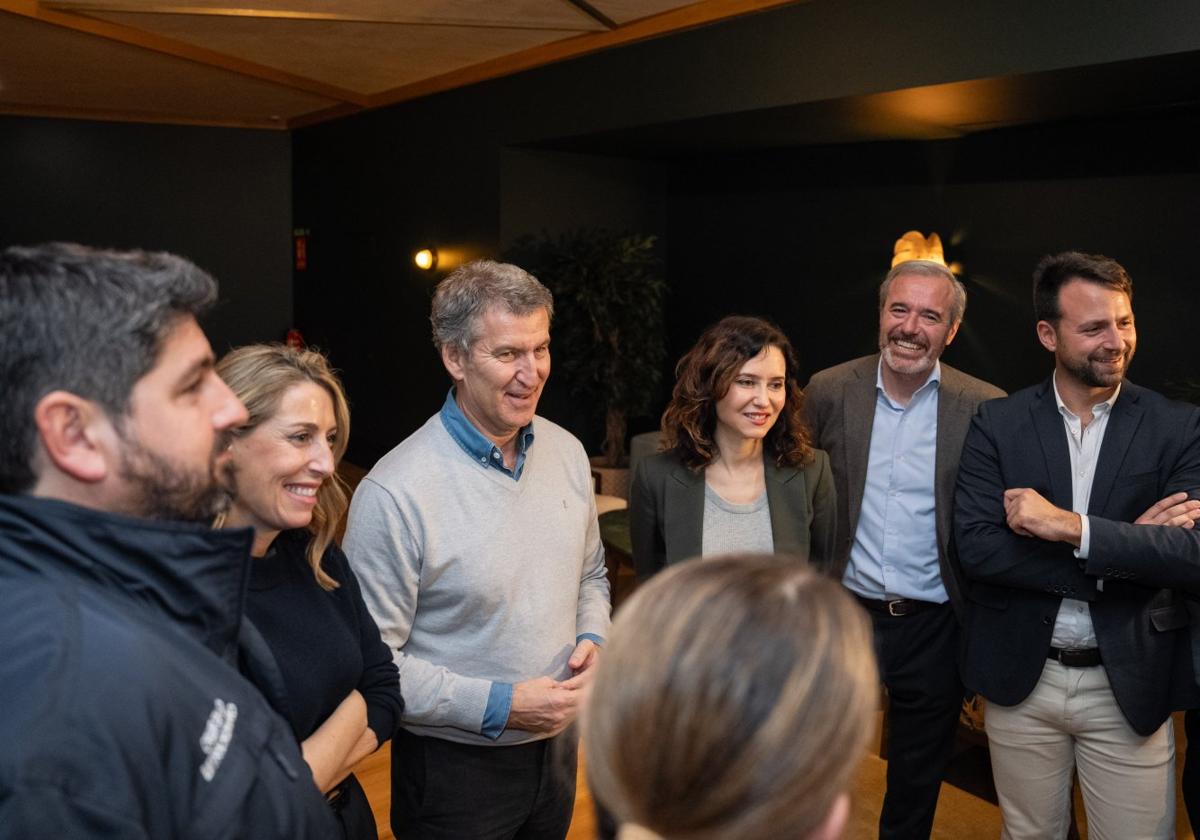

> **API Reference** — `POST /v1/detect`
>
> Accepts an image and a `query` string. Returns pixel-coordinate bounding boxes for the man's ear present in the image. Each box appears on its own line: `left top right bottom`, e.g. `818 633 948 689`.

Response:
944 319 961 348
33 391 113 484
440 343 466 383
1036 320 1058 353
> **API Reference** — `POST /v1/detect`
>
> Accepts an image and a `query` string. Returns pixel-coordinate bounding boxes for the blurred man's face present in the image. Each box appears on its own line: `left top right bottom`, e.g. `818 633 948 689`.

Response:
113 316 247 521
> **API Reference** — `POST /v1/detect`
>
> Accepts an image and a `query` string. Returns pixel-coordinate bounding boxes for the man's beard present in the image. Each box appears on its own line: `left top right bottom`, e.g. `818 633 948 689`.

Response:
116 428 233 523
1063 346 1134 388
879 329 936 377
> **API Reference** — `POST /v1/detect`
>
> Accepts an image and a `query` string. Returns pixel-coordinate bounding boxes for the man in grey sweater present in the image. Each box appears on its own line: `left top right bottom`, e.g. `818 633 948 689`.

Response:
346 260 611 840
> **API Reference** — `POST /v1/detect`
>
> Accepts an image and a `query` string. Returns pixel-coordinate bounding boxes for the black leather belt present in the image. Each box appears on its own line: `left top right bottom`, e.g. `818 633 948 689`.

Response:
326 778 350 812
1047 646 1102 667
854 595 943 617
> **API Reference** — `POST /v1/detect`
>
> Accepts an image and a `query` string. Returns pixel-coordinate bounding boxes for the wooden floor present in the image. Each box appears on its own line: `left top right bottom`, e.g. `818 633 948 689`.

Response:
353 712 1197 839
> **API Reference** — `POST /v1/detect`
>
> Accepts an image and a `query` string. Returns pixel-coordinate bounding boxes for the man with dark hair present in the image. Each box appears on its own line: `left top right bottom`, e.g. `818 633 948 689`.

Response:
346 260 611 839
0 243 337 837
1031 249 1133 326
956 250 1200 838
805 259 1004 839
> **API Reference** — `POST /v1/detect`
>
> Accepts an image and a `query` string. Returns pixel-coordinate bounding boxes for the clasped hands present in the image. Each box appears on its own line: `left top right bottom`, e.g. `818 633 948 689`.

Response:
505 639 599 736
1005 488 1200 544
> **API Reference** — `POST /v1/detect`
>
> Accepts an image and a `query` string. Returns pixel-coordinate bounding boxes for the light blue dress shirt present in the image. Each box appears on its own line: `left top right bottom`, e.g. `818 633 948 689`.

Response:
843 361 947 603
438 388 603 737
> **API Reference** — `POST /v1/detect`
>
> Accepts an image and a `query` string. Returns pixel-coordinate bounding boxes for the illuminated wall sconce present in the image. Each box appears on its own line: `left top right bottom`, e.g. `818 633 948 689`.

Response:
414 248 438 271
891 230 963 275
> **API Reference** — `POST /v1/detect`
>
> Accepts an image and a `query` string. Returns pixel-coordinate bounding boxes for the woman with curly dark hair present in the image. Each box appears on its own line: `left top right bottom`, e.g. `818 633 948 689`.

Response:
629 315 835 580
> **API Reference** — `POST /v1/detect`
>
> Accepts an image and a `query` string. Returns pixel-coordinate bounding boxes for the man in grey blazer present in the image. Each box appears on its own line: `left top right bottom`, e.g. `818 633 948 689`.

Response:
805 259 1003 840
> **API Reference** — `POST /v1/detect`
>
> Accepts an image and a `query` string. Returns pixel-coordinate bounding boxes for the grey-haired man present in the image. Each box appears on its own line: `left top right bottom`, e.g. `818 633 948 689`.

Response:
347 260 611 839
805 259 1004 839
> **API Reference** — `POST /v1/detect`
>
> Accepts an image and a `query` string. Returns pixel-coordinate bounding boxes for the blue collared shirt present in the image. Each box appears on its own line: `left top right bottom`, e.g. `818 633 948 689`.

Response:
439 388 534 480
843 360 947 603
438 388 603 737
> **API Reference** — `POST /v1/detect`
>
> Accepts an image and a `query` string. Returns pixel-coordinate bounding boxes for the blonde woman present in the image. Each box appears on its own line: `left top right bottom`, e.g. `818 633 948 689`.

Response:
217 344 401 840
585 554 877 840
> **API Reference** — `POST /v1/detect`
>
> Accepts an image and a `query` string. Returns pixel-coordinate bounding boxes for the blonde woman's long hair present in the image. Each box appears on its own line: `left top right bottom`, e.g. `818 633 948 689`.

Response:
584 554 878 840
216 344 351 591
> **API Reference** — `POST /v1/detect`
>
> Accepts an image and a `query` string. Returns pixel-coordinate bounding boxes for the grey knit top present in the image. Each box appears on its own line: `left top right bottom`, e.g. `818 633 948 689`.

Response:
700 483 775 557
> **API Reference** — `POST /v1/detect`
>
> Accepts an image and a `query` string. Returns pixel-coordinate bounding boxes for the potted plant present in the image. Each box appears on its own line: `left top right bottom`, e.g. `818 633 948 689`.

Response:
506 229 666 493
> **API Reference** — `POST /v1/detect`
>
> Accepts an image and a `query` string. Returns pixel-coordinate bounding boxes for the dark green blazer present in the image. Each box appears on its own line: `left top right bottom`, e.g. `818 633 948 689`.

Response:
629 448 837 581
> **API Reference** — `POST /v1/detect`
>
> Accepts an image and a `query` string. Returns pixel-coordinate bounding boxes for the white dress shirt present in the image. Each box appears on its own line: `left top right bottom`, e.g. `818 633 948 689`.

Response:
1049 374 1121 649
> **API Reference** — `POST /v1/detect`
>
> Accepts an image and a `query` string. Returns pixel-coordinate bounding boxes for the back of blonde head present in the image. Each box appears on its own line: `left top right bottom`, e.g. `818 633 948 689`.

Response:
584 554 877 840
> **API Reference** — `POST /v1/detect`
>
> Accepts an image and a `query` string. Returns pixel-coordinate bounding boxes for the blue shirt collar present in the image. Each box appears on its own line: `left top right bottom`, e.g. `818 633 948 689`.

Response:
876 357 941 408
438 388 535 479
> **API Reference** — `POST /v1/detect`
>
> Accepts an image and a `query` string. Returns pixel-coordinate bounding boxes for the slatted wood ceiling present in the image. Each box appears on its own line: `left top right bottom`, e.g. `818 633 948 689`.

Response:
0 0 803 128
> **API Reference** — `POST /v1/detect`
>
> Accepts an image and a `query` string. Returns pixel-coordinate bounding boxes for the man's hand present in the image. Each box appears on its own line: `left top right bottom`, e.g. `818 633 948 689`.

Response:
560 639 601 696
506 677 580 736
1004 488 1082 545
1135 492 1200 528
567 639 599 676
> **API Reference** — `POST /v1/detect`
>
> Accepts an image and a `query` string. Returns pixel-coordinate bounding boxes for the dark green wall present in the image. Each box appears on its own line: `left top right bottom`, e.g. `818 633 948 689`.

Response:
292 0 1200 465
7 1 1200 466
665 114 1200 399
0 115 293 354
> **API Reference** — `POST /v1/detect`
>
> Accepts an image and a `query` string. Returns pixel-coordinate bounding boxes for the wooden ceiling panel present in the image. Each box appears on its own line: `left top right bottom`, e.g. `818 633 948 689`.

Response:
0 10 338 126
89 12 588 94
0 0 802 126
51 0 605 29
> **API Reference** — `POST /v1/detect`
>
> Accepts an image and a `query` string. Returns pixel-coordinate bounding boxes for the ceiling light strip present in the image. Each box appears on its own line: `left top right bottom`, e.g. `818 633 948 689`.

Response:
40 3 607 32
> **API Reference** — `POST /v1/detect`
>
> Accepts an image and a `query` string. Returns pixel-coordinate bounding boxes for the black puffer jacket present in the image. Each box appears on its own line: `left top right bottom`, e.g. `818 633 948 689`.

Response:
0 495 338 839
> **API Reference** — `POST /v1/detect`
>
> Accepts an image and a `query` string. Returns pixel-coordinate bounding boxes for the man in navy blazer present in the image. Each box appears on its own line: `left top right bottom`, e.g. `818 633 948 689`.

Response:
955 251 1200 839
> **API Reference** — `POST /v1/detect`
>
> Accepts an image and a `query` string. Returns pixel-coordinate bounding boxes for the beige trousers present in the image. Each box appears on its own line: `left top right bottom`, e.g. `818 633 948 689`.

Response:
985 660 1175 840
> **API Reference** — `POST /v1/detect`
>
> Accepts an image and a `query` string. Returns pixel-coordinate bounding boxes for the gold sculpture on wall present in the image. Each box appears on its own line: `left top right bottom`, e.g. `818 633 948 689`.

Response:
891 230 963 275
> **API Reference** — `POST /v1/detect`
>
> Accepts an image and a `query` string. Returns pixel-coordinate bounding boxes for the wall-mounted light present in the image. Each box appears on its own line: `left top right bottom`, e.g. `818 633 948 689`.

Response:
414 248 438 271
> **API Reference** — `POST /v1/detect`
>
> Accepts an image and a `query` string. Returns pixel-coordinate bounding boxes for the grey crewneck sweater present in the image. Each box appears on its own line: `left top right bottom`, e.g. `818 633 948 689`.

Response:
345 413 611 746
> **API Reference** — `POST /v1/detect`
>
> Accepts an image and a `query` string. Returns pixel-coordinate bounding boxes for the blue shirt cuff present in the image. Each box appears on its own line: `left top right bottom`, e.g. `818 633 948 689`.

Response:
576 633 604 646
482 682 512 739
